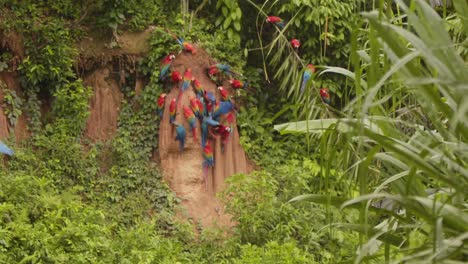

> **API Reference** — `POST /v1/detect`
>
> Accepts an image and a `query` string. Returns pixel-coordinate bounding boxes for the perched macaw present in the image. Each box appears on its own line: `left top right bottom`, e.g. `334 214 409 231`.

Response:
159 53 176 80
320 88 331 105
0 141 14 156
189 97 202 119
183 106 197 140
171 71 182 84
202 141 214 190
229 79 248 90
291 39 300 49
213 100 234 120
198 97 207 116
204 90 216 103
217 86 229 101
301 64 316 94
174 123 186 152
192 78 204 98
169 98 177 124
157 93 167 117
212 125 231 151
177 37 196 54
266 16 285 29
178 68 192 105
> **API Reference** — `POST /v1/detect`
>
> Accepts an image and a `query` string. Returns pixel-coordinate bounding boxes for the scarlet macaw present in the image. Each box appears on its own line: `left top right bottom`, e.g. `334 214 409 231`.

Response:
202 141 214 190
183 105 197 140
156 93 167 117
291 39 300 49
217 86 229 101
212 125 231 151
0 141 14 156
213 100 234 120
192 78 204 98
229 79 248 90
320 88 331 105
266 16 285 29
189 97 202 119
169 98 177 124
177 37 196 54
301 64 316 94
174 123 186 152
171 71 182 84
178 68 192 105
159 53 175 80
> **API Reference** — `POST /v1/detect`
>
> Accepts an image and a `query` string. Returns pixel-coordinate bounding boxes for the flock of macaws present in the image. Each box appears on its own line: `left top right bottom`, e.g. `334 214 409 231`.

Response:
155 15 332 189
157 38 247 189
265 15 331 104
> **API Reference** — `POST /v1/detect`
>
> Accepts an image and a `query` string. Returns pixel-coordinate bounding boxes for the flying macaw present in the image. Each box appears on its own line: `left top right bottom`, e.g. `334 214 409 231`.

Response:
169 98 177 124
178 68 192 105
156 93 167 117
291 39 300 49
266 16 285 29
301 64 316 94
192 78 204 98
177 37 196 54
0 141 14 156
174 123 186 152
171 71 182 84
320 88 331 105
217 86 229 101
189 97 202 119
183 106 197 140
159 53 176 80
213 100 234 120
202 141 214 190
229 79 248 90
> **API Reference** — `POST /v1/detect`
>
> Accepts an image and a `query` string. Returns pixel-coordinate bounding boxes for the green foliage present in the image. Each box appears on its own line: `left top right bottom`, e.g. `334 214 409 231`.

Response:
232 241 316 264
214 0 242 42
52 80 92 136
1 81 23 127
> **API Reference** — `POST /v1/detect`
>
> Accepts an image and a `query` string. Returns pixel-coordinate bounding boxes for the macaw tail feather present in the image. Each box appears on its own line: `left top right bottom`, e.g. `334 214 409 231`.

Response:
277 21 285 29
301 78 307 94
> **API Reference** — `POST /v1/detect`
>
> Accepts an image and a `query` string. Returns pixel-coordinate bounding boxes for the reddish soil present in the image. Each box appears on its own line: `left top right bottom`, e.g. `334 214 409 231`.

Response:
83 67 123 142
158 48 253 228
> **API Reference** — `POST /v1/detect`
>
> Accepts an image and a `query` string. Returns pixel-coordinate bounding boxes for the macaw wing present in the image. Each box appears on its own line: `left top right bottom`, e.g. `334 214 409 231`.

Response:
0 141 14 156
205 116 220 126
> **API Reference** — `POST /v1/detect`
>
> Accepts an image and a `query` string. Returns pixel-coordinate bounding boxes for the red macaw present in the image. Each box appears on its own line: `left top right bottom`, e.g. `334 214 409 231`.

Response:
217 86 229 101
190 97 201 119
183 105 197 140
169 98 177 124
192 78 204 98
178 68 192 105
174 122 186 152
301 64 316 94
212 124 231 152
202 140 214 190
320 88 331 105
291 39 300 49
157 93 167 117
266 16 285 29
229 79 248 90
171 71 182 84
177 37 196 54
159 53 176 80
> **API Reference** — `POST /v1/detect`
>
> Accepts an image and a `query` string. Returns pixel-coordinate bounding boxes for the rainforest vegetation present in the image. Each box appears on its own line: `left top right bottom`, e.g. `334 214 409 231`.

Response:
1 0 467 263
